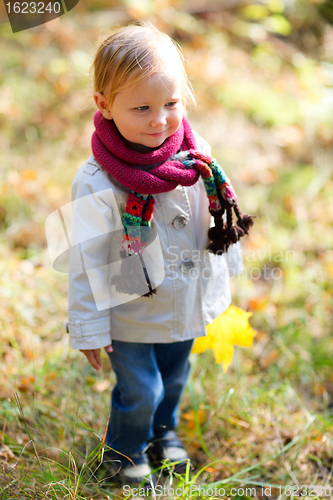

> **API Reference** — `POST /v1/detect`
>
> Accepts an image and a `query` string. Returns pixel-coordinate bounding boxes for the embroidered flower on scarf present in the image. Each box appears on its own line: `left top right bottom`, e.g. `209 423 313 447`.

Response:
127 200 143 217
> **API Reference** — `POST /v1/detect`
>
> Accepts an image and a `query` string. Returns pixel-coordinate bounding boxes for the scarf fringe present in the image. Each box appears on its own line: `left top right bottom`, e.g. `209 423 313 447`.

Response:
207 197 255 255
207 210 255 254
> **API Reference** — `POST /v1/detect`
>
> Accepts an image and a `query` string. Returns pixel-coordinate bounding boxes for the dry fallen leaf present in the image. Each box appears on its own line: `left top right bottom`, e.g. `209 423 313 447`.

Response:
182 408 206 429
92 380 111 392
0 443 15 462
21 169 37 181
18 375 35 392
248 296 269 311
260 349 280 368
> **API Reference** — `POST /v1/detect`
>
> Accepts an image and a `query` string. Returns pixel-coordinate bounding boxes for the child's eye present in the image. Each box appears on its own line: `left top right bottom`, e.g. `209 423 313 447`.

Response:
165 102 177 107
136 106 149 111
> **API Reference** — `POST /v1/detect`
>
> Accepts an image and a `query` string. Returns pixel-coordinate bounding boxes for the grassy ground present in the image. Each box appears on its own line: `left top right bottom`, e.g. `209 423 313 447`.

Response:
0 1 333 498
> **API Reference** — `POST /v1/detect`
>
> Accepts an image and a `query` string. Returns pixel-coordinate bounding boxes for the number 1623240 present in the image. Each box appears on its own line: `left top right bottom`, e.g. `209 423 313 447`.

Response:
278 485 332 497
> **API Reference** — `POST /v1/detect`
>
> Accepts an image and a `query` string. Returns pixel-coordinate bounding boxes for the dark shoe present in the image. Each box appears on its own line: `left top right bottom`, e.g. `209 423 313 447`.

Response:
147 430 192 474
103 449 157 489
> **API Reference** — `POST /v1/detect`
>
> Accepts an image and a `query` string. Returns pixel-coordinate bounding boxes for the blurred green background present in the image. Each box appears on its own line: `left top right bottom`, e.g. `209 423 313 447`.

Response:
0 0 333 498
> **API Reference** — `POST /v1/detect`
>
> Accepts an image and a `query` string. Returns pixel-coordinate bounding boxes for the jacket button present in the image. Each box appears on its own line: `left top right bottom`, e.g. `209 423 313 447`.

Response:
180 260 194 272
172 215 188 229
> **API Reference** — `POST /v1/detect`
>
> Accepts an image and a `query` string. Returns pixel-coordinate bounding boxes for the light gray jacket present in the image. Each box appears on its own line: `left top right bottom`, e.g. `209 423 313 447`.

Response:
67 134 244 350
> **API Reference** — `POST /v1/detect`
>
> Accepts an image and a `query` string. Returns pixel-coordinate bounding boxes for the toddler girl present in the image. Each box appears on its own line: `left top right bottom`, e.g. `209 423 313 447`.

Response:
67 23 250 486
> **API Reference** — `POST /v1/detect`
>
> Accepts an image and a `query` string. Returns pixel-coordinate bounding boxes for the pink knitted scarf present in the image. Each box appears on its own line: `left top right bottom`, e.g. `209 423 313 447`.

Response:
91 110 199 192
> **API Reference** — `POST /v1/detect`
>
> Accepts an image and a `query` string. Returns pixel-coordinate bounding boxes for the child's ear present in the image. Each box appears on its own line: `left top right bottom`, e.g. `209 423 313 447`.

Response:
93 92 113 120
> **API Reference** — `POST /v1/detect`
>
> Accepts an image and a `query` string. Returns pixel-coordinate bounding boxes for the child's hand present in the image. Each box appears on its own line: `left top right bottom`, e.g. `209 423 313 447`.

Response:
80 345 113 371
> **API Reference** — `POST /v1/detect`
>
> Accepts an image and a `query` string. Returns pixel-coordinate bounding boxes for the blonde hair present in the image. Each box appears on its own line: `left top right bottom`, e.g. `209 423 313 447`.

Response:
92 22 196 108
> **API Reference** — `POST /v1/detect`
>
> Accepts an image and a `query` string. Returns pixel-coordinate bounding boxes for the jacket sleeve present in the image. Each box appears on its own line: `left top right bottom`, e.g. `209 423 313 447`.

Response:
67 165 120 350
193 131 244 278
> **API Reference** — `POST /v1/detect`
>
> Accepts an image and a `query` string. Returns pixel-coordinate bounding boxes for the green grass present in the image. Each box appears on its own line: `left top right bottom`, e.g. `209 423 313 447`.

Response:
1 354 332 498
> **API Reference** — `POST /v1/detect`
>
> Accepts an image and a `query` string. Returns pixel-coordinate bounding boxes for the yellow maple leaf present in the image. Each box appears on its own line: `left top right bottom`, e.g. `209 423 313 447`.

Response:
190 333 210 354
191 305 256 372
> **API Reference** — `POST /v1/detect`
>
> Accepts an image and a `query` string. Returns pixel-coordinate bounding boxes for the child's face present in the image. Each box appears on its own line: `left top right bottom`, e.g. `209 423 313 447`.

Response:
100 68 184 149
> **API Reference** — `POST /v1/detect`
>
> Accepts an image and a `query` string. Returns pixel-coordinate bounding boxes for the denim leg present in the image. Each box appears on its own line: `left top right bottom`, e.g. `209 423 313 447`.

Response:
106 340 165 456
152 339 194 436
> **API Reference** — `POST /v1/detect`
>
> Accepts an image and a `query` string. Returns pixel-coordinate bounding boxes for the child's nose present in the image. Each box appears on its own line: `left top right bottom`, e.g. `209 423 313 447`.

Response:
150 112 167 128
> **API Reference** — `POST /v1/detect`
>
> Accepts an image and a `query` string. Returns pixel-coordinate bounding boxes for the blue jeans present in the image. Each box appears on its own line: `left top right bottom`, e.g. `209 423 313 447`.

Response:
105 339 194 456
